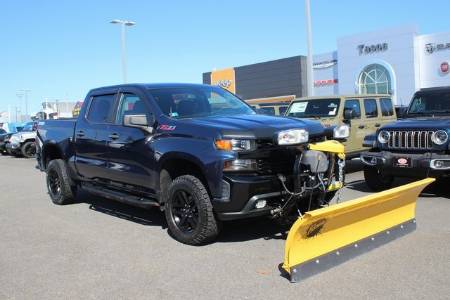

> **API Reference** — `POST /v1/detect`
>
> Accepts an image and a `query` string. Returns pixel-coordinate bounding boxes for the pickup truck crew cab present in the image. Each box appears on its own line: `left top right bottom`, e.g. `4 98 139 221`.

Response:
37 83 347 244
361 87 450 191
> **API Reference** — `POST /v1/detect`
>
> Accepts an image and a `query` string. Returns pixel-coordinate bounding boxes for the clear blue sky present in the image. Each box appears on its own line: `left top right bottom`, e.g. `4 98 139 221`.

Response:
1 0 450 115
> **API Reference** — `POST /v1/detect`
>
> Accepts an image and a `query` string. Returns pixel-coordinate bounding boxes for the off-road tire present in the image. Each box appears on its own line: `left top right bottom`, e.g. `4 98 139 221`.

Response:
46 159 76 205
165 175 219 245
364 166 394 191
21 141 36 158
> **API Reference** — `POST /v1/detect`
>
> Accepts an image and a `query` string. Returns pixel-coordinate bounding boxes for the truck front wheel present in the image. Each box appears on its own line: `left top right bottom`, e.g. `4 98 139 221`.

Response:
165 175 219 245
363 166 394 191
46 159 76 205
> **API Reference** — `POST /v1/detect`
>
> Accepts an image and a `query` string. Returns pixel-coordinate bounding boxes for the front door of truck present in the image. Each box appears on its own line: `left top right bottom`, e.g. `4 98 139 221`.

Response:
106 90 157 194
74 93 117 180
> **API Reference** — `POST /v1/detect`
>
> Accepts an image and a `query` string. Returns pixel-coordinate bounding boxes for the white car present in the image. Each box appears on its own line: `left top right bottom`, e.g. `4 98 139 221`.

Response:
6 122 37 158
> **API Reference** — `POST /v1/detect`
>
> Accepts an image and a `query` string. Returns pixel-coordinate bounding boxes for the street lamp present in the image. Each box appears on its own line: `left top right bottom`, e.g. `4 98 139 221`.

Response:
305 0 314 96
110 19 136 83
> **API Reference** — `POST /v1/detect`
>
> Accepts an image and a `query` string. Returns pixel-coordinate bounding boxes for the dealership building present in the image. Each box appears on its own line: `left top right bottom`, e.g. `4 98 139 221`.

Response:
203 25 450 107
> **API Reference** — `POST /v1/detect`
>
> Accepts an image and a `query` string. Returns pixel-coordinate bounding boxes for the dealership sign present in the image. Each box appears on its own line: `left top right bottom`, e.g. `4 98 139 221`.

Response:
216 79 232 88
313 59 337 69
314 79 338 87
426 42 450 54
357 43 388 55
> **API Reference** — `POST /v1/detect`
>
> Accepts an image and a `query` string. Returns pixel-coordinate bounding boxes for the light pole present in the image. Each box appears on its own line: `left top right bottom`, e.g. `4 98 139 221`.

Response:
16 91 24 122
19 89 31 119
110 19 136 83
305 0 314 96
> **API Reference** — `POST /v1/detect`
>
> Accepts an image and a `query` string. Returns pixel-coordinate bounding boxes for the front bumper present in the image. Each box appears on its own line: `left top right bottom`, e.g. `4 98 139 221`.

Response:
360 151 450 177
5 142 21 153
214 174 285 221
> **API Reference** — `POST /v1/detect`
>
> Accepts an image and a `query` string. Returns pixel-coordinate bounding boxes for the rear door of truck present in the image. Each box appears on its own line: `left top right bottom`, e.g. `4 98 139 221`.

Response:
74 90 118 180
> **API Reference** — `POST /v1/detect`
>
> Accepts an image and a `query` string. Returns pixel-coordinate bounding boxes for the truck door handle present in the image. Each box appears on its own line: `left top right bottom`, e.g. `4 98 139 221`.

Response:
375 123 381 127
109 133 120 140
358 125 365 129
76 130 85 137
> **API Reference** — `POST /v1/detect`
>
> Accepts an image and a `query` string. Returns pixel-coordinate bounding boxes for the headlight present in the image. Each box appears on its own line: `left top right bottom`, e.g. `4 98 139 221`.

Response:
223 159 258 171
215 139 256 151
333 124 350 139
277 129 309 145
431 130 448 145
378 131 390 144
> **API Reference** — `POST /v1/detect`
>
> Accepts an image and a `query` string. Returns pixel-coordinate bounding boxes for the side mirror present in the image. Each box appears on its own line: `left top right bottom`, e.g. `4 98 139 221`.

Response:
395 107 406 119
343 109 354 121
123 114 155 133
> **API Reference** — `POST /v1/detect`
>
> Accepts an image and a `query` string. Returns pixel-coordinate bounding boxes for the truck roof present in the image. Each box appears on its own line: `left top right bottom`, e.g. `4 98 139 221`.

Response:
417 86 450 93
89 83 214 93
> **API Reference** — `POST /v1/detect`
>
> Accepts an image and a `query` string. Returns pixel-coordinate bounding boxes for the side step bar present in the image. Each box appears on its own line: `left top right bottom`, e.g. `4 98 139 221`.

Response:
81 183 160 209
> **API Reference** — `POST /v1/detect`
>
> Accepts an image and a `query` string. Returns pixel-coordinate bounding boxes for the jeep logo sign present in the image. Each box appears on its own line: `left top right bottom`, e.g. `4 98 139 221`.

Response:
357 43 388 55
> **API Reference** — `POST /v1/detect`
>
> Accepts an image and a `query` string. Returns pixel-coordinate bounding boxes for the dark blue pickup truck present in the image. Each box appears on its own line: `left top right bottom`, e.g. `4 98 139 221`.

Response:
36 83 347 244
361 87 450 190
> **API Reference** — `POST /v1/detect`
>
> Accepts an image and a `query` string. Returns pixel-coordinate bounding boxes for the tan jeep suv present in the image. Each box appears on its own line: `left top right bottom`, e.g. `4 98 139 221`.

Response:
285 95 397 158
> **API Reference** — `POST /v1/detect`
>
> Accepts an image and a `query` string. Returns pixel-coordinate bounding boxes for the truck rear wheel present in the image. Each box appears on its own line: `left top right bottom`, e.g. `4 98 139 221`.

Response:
165 175 219 245
21 141 36 158
364 166 394 191
46 159 76 205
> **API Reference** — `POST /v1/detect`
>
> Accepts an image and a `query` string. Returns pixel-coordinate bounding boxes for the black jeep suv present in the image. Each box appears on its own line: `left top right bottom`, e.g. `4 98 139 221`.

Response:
361 87 450 191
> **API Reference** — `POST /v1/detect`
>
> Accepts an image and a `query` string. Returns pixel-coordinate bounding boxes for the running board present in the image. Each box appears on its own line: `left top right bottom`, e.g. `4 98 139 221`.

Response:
81 183 160 209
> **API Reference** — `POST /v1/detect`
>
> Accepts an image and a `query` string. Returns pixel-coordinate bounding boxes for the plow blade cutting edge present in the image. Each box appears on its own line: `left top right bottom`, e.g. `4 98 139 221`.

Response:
282 178 435 282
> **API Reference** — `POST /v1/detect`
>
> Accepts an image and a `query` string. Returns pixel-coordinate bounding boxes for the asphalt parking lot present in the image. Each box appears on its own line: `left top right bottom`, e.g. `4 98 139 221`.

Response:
0 156 449 299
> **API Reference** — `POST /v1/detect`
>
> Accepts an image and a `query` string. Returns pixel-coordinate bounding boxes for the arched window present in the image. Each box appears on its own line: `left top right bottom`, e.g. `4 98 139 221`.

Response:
358 64 391 94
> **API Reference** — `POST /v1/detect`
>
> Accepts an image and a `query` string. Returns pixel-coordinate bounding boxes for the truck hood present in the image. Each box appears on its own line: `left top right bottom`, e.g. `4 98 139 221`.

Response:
174 114 325 140
382 117 450 130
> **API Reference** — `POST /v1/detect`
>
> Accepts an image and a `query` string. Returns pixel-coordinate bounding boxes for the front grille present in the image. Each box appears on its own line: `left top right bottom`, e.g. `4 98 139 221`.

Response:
257 158 295 174
387 130 434 150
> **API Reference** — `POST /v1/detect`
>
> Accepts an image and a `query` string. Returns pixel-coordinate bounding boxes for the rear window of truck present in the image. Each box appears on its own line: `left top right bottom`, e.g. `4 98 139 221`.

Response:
87 94 116 123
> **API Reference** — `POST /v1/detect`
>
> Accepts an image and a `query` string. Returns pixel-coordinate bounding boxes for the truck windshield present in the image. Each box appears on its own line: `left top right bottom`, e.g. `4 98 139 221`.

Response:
21 122 36 131
148 86 255 119
408 92 450 115
286 99 340 118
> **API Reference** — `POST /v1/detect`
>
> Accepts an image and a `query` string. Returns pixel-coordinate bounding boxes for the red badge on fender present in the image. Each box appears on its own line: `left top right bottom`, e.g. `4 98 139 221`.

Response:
158 125 176 131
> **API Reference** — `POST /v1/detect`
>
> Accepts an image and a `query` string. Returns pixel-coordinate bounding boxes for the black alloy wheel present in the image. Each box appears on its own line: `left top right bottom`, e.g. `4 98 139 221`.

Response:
47 168 62 199
165 175 219 245
170 189 200 234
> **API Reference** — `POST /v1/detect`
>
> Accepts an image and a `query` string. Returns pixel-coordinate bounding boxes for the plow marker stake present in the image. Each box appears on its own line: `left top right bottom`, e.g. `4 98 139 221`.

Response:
282 178 435 282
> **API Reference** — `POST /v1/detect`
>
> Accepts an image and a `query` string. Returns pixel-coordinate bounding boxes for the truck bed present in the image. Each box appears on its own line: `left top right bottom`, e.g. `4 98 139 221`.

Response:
37 119 76 144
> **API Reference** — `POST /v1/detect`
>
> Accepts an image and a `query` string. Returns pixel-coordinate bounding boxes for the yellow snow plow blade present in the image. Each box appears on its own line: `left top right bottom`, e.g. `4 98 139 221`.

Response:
282 178 435 282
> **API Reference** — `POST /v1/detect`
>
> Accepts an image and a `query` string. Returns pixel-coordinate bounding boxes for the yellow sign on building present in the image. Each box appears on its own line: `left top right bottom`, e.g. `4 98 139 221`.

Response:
210 68 236 94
